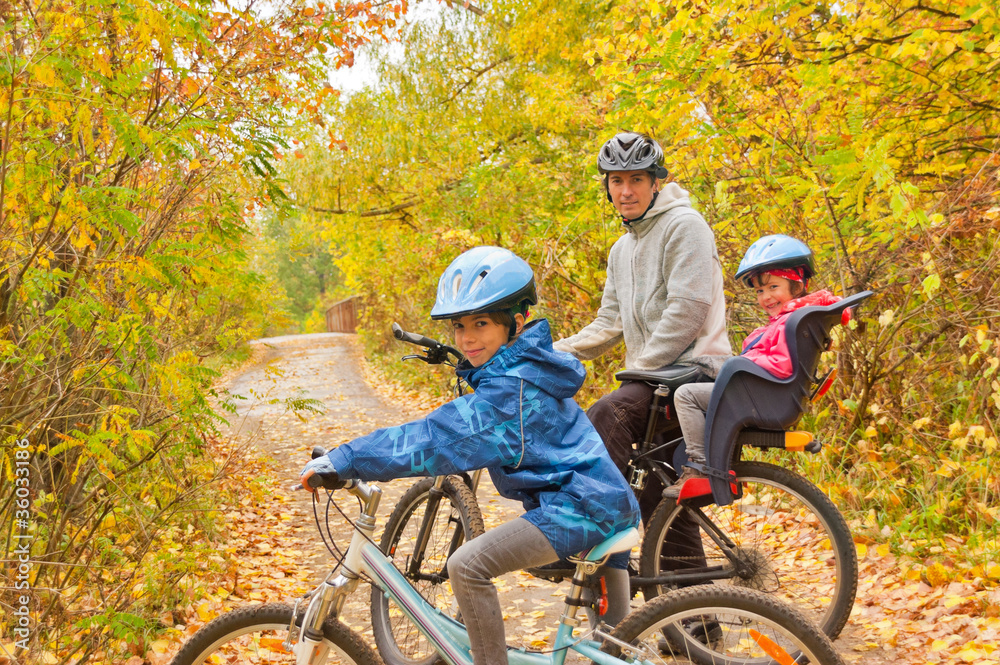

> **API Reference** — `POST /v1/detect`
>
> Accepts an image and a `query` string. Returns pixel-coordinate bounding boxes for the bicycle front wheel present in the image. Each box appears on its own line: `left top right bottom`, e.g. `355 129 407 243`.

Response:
640 461 857 638
168 603 379 665
371 475 485 665
605 585 845 665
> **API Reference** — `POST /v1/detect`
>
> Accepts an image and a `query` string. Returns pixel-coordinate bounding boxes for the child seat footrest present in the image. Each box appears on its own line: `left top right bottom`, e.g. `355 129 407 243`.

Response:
679 466 738 502
737 429 817 453
686 462 733 482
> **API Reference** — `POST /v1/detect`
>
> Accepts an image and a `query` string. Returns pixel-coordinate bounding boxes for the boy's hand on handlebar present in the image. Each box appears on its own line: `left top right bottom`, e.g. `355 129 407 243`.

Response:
301 469 346 492
300 455 346 492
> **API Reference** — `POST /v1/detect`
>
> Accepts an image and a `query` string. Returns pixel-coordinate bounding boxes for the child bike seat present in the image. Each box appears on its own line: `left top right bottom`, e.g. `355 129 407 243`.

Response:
615 365 705 390
703 291 874 505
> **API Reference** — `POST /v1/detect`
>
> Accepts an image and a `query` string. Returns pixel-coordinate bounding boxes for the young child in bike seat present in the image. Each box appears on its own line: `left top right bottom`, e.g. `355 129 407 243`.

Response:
664 235 844 499
301 246 641 665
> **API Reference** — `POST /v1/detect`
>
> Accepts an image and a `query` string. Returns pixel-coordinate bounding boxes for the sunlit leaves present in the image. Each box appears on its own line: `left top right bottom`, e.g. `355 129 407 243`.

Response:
278 0 626 393
582 0 1000 554
1 0 403 658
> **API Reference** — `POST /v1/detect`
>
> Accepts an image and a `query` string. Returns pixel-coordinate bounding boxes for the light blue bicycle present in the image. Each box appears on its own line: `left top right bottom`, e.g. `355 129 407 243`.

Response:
169 466 846 665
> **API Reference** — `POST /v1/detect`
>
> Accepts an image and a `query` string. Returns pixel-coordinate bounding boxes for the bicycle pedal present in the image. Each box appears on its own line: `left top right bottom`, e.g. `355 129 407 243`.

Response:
628 465 647 492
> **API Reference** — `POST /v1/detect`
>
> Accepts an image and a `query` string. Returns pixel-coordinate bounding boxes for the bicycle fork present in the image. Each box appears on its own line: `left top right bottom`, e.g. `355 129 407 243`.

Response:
292 483 383 665
407 476 449 578
407 470 483 582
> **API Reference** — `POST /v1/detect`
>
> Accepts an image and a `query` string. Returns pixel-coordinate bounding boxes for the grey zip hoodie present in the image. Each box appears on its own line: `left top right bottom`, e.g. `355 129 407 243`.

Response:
555 182 732 375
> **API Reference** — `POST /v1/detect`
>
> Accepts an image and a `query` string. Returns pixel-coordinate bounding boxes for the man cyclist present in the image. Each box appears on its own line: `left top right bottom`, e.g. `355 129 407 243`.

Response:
554 131 731 519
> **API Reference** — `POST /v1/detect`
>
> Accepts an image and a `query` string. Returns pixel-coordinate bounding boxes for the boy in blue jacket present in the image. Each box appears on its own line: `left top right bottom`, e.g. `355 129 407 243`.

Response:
301 246 640 665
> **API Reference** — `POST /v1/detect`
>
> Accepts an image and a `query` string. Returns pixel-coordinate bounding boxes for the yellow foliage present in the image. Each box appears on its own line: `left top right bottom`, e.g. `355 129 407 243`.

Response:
923 562 952 587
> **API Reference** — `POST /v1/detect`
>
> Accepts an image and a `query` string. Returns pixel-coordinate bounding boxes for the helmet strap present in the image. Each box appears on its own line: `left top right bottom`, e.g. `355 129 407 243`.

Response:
621 190 660 226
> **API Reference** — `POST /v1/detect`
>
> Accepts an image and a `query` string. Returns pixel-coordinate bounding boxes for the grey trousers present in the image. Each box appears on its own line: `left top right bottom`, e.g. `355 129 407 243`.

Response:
673 382 715 465
447 517 631 665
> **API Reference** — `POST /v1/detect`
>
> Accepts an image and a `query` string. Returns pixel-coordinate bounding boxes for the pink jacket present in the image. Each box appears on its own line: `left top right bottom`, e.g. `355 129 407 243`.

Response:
740 291 845 379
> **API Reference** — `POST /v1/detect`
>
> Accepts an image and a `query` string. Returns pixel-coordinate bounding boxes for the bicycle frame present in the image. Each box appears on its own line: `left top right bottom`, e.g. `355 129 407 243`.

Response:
623 384 823 592
294 481 652 665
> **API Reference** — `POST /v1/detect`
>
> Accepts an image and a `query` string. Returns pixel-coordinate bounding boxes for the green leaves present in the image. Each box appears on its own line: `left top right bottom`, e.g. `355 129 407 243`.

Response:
921 273 942 299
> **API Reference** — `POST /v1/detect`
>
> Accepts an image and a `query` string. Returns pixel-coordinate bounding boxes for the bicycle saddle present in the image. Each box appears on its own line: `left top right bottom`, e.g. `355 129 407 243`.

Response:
581 527 640 563
615 365 704 390
524 528 640 581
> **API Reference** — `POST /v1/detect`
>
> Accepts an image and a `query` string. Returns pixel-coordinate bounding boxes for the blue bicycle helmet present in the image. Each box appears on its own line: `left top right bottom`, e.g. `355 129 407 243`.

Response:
734 235 816 287
430 247 537 320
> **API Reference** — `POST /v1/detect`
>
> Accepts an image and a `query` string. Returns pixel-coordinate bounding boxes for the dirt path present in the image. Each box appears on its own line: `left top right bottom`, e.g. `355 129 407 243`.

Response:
220 333 563 651
219 333 902 664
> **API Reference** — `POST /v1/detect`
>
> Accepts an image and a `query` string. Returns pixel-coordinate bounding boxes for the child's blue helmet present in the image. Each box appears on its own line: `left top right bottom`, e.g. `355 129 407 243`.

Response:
430 246 537 320
735 235 816 287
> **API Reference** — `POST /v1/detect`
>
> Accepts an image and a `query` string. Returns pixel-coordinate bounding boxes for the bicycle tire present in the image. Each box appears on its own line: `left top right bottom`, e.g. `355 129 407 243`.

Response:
371 476 485 665
604 585 845 665
168 602 379 665
639 460 857 639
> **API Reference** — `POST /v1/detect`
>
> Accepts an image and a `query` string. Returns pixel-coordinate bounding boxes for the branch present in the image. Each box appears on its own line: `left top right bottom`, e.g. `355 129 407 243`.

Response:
443 56 513 105
307 175 465 218
875 319 954 381
309 197 421 217
444 0 485 16
547 269 594 298
912 2 963 20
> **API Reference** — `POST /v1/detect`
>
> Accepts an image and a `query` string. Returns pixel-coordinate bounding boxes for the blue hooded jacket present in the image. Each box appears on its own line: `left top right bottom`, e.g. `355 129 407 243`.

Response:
325 319 640 558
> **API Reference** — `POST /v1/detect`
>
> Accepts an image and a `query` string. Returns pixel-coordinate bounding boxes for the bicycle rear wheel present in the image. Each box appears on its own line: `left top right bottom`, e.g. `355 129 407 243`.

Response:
605 585 845 665
371 476 484 665
640 460 857 638
168 603 379 665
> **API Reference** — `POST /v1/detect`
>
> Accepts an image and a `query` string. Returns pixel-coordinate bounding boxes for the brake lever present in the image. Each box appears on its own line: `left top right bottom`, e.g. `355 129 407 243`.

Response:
402 348 457 365
402 354 434 364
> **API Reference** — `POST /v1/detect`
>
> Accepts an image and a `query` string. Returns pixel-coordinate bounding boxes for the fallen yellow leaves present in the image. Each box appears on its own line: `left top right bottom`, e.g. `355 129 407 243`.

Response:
848 539 1000 665
195 602 216 623
924 561 953 587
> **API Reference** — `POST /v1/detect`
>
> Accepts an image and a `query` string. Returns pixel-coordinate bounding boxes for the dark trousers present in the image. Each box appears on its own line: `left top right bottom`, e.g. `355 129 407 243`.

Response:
586 381 706 574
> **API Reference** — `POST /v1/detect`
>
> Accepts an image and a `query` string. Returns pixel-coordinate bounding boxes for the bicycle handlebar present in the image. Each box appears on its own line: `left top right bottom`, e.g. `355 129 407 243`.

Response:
392 322 441 349
391 322 462 364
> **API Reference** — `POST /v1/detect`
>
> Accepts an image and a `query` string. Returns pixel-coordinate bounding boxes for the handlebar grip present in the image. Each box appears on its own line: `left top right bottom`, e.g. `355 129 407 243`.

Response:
307 470 345 490
392 322 441 349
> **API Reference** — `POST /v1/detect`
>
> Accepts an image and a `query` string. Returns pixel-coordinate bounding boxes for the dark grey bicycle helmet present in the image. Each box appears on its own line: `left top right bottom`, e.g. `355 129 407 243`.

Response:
597 132 669 179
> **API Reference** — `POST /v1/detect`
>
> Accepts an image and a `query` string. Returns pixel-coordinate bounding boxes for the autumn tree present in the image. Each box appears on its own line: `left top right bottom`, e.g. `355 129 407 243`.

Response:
0 0 402 660
257 210 341 332
588 0 1000 547
284 0 644 392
